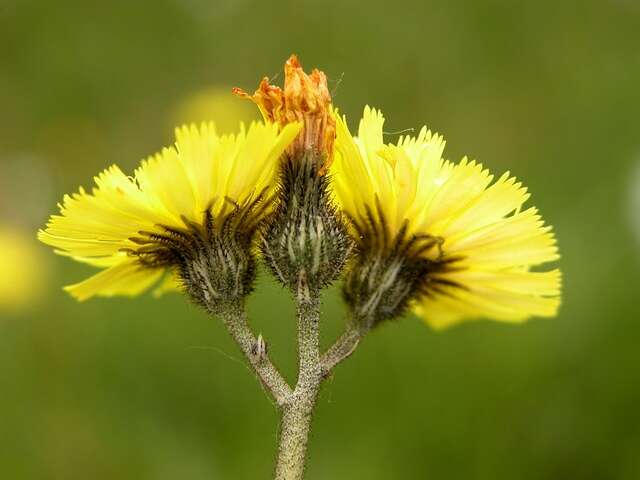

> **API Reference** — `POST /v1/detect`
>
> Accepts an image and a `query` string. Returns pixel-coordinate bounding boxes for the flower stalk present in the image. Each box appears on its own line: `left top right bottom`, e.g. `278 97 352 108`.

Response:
215 301 292 406
275 287 322 479
320 323 365 377
216 287 363 479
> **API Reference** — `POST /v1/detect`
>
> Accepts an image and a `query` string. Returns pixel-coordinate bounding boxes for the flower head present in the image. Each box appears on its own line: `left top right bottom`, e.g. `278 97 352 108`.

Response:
233 54 336 174
39 121 300 304
233 56 351 296
332 106 561 329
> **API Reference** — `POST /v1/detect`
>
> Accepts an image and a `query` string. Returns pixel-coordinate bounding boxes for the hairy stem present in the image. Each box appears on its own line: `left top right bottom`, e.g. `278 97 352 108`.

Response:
216 298 369 479
217 302 292 406
276 396 316 480
320 322 366 377
295 293 321 393
274 286 322 480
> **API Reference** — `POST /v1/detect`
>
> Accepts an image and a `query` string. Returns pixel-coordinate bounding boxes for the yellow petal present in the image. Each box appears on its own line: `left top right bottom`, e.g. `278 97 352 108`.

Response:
136 147 197 223
414 270 561 330
64 260 164 302
152 270 183 297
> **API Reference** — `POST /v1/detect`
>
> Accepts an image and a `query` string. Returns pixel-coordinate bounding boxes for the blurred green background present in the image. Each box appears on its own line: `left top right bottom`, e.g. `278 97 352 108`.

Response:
1 0 640 478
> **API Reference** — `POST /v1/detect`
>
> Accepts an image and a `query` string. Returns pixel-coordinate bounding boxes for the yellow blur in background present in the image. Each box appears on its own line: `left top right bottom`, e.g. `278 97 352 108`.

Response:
171 86 259 133
0 226 47 311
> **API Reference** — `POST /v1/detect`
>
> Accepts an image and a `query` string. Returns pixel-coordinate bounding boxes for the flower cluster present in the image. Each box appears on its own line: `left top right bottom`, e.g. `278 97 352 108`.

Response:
39 55 561 328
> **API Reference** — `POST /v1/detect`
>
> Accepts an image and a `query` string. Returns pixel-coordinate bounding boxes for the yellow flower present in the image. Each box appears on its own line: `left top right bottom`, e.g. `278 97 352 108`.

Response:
332 106 561 329
39 121 301 301
0 226 47 311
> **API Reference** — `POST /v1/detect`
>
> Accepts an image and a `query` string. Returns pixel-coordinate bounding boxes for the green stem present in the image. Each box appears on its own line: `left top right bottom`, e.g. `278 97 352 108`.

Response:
320 322 365 377
217 299 366 479
275 395 317 480
218 302 292 406
274 290 322 480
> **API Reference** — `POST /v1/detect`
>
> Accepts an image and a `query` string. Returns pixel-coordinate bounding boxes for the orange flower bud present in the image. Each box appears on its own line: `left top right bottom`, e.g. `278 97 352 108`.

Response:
234 55 336 174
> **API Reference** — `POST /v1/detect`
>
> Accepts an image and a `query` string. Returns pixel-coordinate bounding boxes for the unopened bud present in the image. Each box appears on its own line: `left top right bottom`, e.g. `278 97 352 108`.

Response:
237 56 351 294
261 151 352 294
